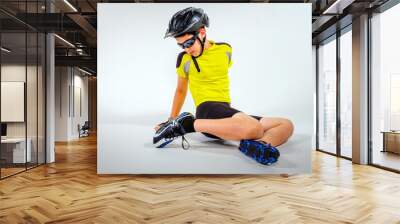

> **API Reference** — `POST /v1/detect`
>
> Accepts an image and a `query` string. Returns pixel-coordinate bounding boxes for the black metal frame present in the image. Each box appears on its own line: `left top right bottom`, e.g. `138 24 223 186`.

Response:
315 44 319 151
336 27 341 157
44 0 47 166
36 1 39 168
367 11 373 166
25 2 28 172
315 22 353 161
0 19 2 179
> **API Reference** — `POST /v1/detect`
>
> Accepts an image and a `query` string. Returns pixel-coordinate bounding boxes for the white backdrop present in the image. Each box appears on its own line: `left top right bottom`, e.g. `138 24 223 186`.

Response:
98 3 313 174
1 82 25 122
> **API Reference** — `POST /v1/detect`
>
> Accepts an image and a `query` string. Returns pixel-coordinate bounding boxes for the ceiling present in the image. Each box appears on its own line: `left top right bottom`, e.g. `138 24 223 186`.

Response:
0 0 392 75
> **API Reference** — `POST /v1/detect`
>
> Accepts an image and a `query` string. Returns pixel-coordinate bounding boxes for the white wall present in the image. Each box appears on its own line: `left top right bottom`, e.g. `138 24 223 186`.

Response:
55 67 89 141
1 63 46 164
55 66 69 141
1 65 26 125
98 3 313 174
72 72 89 138
1 65 38 138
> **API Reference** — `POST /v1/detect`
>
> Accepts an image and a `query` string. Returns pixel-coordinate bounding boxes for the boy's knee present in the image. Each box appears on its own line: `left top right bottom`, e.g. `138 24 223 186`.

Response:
242 122 263 140
281 118 294 136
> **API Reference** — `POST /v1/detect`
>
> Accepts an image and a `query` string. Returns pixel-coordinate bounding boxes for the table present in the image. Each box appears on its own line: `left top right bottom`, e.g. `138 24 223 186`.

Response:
381 131 400 154
1 138 32 164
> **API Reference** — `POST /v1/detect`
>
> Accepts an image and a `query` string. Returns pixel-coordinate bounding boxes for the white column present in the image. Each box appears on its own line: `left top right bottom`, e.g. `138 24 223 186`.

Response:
46 33 55 163
45 0 56 163
352 14 369 164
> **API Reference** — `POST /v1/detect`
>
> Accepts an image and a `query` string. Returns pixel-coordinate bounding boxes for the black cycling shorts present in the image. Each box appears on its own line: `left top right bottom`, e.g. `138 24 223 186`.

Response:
195 101 262 139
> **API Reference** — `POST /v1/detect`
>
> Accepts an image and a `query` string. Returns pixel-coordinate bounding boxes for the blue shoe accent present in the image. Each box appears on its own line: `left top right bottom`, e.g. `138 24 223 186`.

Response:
153 112 194 149
238 140 280 165
156 139 175 148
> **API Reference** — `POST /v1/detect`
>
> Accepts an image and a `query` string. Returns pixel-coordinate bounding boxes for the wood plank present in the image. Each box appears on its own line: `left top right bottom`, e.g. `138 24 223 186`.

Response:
0 134 400 223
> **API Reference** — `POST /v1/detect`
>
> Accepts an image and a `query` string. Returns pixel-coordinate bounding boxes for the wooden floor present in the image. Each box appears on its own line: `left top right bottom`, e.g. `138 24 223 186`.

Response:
1 167 26 178
373 151 400 171
1 135 400 224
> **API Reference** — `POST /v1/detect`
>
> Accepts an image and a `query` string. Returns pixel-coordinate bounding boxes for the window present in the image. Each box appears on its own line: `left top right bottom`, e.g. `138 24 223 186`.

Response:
371 2 400 171
318 36 337 154
340 28 352 158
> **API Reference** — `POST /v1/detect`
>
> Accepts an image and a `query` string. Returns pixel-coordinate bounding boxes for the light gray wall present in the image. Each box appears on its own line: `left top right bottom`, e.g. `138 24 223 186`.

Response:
98 3 313 174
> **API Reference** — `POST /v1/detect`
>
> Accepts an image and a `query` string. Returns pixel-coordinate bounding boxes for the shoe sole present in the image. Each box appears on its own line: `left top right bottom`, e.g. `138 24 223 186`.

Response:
239 141 280 165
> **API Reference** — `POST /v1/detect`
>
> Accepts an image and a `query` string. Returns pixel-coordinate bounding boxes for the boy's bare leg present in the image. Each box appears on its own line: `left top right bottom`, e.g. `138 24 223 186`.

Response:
193 112 264 141
257 117 294 147
194 113 294 146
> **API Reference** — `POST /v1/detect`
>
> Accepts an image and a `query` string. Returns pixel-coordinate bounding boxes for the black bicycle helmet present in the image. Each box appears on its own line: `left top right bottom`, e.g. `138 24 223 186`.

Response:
164 7 209 38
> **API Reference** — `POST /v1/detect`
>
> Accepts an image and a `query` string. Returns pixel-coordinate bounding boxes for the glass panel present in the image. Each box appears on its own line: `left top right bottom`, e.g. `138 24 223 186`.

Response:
340 29 352 158
0 2 27 33
27 31 38 169
26 0 39 170
1 31 27 177
0 1 46 178
318 37 337 154
313 45 317 149
371 4 400 171
38 32 45 165
0 1 26 14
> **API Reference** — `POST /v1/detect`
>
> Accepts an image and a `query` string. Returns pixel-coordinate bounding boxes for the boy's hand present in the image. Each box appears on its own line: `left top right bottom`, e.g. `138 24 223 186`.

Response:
154 119 173 132
154 124 162 132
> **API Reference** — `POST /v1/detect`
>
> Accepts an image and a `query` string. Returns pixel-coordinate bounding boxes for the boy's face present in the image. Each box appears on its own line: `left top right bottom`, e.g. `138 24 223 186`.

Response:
175 30 205 57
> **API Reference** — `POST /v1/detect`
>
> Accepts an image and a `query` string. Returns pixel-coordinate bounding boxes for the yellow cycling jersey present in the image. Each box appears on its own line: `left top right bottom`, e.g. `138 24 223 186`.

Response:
176 40 233 107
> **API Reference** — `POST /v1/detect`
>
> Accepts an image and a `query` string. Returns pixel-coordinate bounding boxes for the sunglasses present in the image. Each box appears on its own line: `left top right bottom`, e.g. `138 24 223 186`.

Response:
177 34 197 49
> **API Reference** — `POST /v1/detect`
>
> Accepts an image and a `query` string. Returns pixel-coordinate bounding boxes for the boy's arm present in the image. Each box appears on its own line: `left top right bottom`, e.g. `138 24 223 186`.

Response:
169 76 188 119
154 76 188 131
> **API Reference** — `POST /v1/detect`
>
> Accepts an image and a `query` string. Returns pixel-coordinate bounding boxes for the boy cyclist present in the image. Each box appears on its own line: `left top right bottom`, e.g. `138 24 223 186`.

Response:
153 7 294 165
